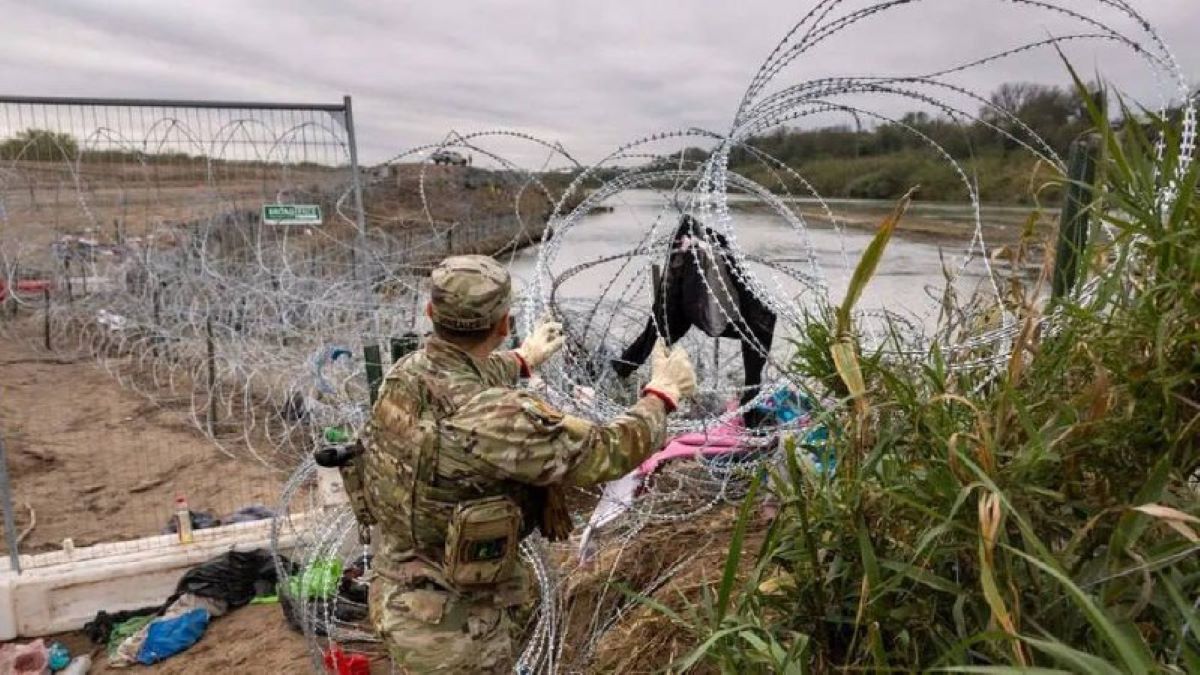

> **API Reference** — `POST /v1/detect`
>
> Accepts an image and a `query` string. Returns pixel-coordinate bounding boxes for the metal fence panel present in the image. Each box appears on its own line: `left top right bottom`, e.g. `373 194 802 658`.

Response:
0 96 361 564
0 94 552 568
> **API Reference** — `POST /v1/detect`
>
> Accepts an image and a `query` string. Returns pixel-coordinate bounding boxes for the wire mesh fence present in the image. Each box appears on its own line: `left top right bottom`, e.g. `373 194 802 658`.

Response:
0 95 563 567
0 96 362 564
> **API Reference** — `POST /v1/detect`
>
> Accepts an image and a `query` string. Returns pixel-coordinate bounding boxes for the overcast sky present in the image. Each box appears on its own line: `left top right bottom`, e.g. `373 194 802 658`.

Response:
1 0 1197 163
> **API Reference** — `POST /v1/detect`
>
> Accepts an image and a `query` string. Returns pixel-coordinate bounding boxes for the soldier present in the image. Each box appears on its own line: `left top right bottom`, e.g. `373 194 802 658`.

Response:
354 254 696 673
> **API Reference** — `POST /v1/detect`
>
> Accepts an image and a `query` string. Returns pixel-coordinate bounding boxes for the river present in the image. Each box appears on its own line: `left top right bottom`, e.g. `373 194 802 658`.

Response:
504 190 1029 328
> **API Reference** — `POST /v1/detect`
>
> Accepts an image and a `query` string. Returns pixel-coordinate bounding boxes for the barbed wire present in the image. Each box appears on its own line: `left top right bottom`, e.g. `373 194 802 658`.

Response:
0 1 1193 672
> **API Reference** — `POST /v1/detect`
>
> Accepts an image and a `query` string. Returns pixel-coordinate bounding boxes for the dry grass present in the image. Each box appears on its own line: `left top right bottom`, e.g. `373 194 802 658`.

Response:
558 506 767 673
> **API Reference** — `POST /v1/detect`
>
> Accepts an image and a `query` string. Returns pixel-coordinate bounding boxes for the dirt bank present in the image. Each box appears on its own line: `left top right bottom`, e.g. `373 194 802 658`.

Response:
0 317 285 555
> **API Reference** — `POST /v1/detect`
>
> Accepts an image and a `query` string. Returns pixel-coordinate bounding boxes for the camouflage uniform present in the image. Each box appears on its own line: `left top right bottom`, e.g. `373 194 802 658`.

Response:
356 255 669 673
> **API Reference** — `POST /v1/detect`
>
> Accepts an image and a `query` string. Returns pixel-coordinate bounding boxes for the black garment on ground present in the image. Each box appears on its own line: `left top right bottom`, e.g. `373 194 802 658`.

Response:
224 505 275 524
613 215 777 426
166 548 282 610
83 606 162 645
84 549 285 646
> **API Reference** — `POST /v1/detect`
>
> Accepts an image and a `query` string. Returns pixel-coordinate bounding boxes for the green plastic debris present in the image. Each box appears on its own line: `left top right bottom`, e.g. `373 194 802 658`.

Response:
250 594 279 605
287 558 343 599
107 615 155 655
323 427 351 444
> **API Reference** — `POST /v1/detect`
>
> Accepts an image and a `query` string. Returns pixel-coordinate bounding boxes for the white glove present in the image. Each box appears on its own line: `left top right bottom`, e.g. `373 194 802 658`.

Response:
516 319 565 370
643 340 697 410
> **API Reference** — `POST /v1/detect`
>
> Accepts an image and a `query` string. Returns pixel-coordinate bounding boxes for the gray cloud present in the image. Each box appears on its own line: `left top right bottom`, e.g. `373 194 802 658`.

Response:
1 0 1196 162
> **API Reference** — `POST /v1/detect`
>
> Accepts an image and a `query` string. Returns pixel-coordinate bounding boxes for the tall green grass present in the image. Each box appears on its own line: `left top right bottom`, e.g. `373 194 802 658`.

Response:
641 77 1200 673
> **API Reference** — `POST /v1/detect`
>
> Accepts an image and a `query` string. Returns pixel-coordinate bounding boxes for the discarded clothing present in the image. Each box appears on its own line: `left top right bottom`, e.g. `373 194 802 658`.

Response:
753 387 808 425
0 639 49 675
84 605 161 645
106 615 155 656
168 592 228 618
224 505 275 524
91 550 283 668
577 472 641 556
162 509 220 535
579 397 823 559
136 607 210 666
613 215 777 427
579 412 761 557
312 345 354 396
168 548 280 610
640 414 750 475
108 593 225 667
112 624 150 667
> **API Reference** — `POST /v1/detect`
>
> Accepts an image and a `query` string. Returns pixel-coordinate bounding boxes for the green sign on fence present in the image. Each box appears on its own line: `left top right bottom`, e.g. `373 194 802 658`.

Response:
262 204 322 225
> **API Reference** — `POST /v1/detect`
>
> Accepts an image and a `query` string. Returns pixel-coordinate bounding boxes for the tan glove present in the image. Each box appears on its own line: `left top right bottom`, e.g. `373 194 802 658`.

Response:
515 319 565 370
643 340 697 411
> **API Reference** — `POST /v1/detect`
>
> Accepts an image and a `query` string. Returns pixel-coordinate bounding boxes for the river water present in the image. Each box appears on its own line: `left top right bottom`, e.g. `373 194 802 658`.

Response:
504 189 1018 328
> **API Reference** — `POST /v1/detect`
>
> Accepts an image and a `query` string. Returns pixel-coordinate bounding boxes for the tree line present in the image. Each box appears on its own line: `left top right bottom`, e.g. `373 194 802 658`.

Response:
670 82 1189 204
0 128 332 170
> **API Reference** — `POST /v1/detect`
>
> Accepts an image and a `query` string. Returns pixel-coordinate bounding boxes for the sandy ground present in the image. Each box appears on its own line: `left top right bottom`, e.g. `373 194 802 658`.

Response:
50 603 400 674
50 605 312 674
0 317 285 555
0 317 388 673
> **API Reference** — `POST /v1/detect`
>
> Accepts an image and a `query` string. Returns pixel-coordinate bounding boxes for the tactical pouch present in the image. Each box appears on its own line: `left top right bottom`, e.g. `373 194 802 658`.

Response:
443 495 521 586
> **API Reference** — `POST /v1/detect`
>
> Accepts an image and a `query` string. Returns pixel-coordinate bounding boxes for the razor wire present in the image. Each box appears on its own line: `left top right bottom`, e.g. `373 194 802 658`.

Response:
0 1 1194 672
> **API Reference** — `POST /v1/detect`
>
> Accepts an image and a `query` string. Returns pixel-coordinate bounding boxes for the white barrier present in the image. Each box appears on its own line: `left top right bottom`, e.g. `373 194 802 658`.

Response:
0 513 317 639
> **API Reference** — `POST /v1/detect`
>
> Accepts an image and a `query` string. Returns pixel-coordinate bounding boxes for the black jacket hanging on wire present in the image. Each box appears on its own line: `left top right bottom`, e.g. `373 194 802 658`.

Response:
612 215 776 426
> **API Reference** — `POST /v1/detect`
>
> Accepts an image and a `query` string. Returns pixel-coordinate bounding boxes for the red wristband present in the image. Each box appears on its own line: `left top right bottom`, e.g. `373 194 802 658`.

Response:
641 386 677 413
512 351 532 378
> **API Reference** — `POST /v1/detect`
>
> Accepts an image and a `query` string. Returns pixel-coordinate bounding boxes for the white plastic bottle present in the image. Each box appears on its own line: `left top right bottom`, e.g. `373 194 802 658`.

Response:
175 495 193 544
61 655 92 675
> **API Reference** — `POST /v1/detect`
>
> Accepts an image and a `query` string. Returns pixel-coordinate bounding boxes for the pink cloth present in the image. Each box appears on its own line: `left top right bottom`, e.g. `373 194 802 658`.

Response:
0 638 49 675
579 408 767 561
638 415 749 475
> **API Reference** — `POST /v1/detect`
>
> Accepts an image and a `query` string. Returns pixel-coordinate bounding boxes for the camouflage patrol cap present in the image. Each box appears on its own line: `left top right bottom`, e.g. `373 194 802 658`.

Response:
429 255 512 331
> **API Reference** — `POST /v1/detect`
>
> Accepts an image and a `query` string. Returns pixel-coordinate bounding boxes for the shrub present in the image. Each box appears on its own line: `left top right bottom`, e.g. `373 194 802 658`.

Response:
641 76 1200 673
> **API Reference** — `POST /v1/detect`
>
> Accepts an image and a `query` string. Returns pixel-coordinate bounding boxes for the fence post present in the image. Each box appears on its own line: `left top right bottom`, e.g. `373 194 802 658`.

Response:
364 343 384 405
1052 135 1100 300
206 317 217 433
342 95 373 314
0 429 21 574
42 287 51 350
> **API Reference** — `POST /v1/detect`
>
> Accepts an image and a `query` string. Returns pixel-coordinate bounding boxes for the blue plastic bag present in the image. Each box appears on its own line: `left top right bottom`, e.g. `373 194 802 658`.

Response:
136 608 209 665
